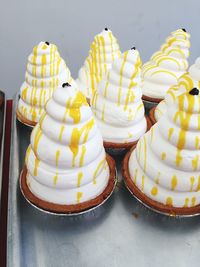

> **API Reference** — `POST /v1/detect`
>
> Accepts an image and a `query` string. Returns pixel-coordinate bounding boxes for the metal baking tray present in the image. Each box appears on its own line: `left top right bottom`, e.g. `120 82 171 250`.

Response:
0 90 6 208
7 97 200 267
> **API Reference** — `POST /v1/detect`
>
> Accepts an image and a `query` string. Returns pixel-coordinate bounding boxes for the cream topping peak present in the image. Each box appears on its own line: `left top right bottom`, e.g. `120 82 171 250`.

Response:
91 49 146 143
18 41 72 123
25 82 109 205
76 29 121 99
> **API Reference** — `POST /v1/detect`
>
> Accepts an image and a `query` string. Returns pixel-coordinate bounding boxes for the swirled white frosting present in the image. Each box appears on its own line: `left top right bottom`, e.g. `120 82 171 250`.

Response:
155 57 200 121
129 89 200 208
142 29 190 99
91 48 147 143
76 28 121 99
25 83 110 205
18 41 73 123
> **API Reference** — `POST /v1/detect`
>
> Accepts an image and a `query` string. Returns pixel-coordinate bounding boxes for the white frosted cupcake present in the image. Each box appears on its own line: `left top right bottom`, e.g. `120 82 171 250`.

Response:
142 29 190 108
76 28 121 100
123 87 200 216
17 41 74 127
20 82 116 214
91 48 150 153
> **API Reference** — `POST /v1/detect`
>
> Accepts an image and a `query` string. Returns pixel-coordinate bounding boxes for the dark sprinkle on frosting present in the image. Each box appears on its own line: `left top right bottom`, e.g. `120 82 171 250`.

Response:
182 28 186 32
189 88 199 95
131 47 136 50
104 28 108 31
45 41 50 45
62 82 71 88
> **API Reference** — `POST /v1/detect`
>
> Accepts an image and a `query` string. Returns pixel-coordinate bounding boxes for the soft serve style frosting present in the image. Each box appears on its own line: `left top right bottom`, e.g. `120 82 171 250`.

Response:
155 57 200 121
142 29 190 99
18 41 73 123
128 88 200 208
25 82 110 205
76 28 121 99
91 48 147 144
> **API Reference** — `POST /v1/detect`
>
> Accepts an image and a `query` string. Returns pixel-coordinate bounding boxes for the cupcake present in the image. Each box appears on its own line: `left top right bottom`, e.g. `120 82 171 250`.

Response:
17 41 73 127
20 82 116 214
142 29 190 111
123 88 200 216
76 28 121 101
150 57 200 124
91 48 151 153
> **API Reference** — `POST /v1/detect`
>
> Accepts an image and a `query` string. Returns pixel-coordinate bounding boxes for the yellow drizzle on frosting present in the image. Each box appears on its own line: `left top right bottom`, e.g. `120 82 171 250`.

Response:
166 197 173 206
191 197 196 207
143 136 147 173
34 158 40 176
76 192 83 203
184 197 189 207
93 159 106 184
25 145 32 165
54 173 58 186
151 186 158 196
168 128 174 141
55 150 60 166
77 172 83 187
117 51 128 106
59 126 65 141
141 175 145 191
79 146 86 167
134 168 138 184
69 119 94 167
33 126 42 156
190 176 195 191
161 152 166 160
174 93 195 167
171 175 177 190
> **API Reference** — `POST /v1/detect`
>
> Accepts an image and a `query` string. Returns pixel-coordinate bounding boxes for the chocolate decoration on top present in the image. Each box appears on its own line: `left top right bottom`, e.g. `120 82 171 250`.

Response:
104 28 108 31
45 41 50 45
182 28 186 32
131 47 136 50
189 88 199 95
62 82 71 88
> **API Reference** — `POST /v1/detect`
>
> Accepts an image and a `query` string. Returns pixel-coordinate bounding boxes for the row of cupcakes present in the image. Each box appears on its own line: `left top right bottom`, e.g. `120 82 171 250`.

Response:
17 27 191 127
17 27 200 216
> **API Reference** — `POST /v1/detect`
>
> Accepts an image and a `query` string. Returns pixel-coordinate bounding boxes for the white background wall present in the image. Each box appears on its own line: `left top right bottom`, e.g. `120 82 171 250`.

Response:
0 0 199 98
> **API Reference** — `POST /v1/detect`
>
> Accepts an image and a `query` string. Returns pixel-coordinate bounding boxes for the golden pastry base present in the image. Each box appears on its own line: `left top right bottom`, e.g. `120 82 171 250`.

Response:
149 107 157 125
20 154 116 214
142 94 163 104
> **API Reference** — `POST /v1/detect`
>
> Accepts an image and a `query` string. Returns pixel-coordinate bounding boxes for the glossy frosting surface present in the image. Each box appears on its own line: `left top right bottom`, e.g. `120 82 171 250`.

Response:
155 57 200 121
129 89 200 207
25 83 110 205
91 48 147 143
18 41 73 123
142 29 190 99
76 29 121 99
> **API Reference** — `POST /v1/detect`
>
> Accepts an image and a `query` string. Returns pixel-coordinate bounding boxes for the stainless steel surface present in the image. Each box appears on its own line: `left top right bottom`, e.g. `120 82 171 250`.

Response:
16 116 34 129
106 147 127 156
8 97 200 267
143 99 158 115
16 95 34 129
0 91 6 209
